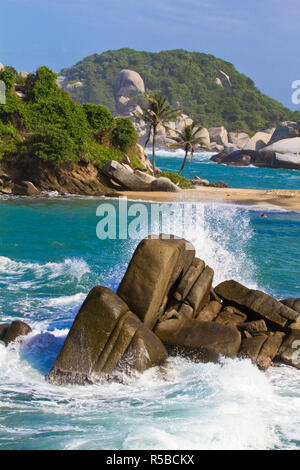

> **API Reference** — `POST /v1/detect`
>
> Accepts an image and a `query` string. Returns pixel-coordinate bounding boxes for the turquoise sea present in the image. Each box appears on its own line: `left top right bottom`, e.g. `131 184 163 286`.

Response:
0 152 299 450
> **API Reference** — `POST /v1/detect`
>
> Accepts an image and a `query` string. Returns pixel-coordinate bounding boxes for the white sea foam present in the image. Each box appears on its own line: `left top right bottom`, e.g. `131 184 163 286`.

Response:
0 337 299 450
0 257 90 290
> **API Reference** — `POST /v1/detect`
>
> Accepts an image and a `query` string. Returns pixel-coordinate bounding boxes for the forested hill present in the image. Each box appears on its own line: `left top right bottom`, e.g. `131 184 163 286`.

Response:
60 48 300 133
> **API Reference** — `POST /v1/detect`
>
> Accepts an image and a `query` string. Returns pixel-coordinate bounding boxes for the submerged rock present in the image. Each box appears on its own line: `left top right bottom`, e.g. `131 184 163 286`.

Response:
0 320 32 346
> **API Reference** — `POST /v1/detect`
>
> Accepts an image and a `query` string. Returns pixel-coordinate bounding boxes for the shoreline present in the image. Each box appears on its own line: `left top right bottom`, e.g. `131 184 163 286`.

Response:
119 187 300 211
1 187 300 212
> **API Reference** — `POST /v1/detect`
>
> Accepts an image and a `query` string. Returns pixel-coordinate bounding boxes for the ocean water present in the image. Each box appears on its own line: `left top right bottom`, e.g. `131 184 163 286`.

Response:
155 149 300 190
0 162 299 450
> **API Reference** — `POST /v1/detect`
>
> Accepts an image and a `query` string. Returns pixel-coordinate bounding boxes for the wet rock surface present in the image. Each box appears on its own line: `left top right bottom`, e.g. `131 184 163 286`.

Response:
44 235 300 385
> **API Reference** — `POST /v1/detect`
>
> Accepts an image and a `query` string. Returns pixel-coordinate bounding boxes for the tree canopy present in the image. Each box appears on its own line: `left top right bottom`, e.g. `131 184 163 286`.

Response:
61 48 300 134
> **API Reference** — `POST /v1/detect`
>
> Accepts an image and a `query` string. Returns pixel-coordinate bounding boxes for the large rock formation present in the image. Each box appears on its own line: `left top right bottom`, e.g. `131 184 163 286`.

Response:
211 124 300 170
214 280 299 330
228 132 250 148
0 159 118 196
208 127 228 146
102 160 155 191
117 235 195 329
102 160 180 192
46 236 300 385
155 318 241 362
48 286 167 384
269 121 300 144
242 131 271 151
214 70 232 89
114 69 145 115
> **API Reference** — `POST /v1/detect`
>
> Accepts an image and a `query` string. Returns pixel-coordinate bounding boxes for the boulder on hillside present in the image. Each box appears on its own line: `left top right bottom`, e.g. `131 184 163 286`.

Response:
117 234 195 329
215 280 299 330
155 318 241 362
214 70 232 89
48 286 167 385
114 69 145 114
269 121 300 144
208 127 228 146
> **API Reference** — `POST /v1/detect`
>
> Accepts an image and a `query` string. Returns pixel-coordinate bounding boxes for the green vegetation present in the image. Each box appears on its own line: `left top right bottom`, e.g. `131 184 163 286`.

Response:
61 48 300 134
168 121 208 175
160 171 194 189
110 117 137 151
135 93 180 175
0 65 143 168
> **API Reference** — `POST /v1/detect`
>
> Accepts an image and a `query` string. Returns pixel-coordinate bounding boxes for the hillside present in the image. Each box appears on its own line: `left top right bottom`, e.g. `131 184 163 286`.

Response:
0 65 152 195
60 48 300 134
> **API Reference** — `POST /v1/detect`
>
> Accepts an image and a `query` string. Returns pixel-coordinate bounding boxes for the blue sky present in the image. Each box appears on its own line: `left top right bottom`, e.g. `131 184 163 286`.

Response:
1 0 299 109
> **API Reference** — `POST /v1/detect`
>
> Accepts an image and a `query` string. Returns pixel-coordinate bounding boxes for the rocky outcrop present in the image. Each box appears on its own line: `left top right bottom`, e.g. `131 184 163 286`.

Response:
46 235 300 385
271 153 300 170
48 286 167 384
114 69 145 115
117 235 195 328
0 159 118 196
155 318 241 362
243 132 271 151
102 160 155 191
208 127 228 146
228 132 249 148
259 137 300 157
269 121 300 145
214 280 299 330
190 176 228 188
102 160 179 192
0 320 32 346
214 70 232 89
0 144 154 196
211 127 300 170
281 298 300 313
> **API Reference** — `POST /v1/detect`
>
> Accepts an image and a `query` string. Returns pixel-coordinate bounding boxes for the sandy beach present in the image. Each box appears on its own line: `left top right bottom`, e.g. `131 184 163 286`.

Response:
119 187 300 211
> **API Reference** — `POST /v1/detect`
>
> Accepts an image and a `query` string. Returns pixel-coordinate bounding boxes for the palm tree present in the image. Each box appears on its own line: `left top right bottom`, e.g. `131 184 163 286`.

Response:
167 121 208 175
135 94 180 176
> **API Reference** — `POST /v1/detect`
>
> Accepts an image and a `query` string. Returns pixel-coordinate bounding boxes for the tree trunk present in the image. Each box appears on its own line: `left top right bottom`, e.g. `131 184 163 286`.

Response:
178 150 188 175
152 125 157 176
